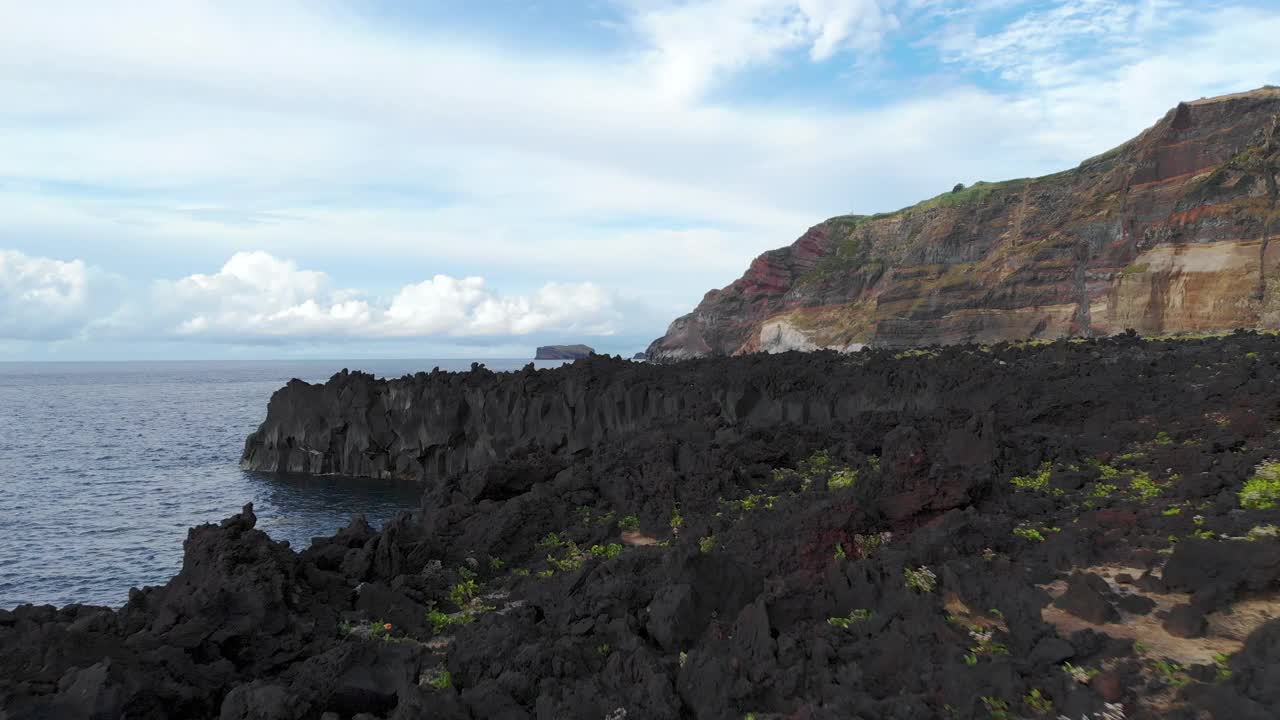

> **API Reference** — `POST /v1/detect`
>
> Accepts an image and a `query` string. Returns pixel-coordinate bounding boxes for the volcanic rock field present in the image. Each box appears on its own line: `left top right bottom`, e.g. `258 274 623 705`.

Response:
5 332 1280 719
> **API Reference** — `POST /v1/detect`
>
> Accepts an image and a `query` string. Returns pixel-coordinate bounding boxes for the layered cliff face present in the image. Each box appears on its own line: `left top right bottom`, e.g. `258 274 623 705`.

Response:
648 88 1280 360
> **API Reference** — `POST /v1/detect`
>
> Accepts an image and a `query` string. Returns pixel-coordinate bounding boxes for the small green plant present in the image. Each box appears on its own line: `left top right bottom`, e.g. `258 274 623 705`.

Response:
678 651 687 667
1155 659 1189 687
589 543 624 559
363 617 391 638
1241 462 1280 509
597 643 612 656
963 653 978 666
1062 662 1099 684
548 542 586 572
1212 652 1232 681
669 507 683 532
853 532 891 557
867 455 880 472
1191 528 1216 540
426 669 452 690
827 609 872 629
730 493 777 512
1091 482 1118 499
536 569 555 579
778 450 863 493
834 542 847 560
619 515 641 532
1024 688 1053 715
1129 472 1163 501
449 578 479 608
981 695 1012 720
1162 506 1183 516
904 565 937 593
699 535 716 553
1246 524 1279 540
1013 526 1045 542
968 627 1008 656
538 532 565 549
428 608 475 634
828 468 858 490
489 557 505 571
894 348 939 360
1011 462 1061 495
512 567 531 577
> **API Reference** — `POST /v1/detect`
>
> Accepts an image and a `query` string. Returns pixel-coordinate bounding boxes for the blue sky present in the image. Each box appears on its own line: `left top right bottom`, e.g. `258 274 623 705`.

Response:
2 0 1279 360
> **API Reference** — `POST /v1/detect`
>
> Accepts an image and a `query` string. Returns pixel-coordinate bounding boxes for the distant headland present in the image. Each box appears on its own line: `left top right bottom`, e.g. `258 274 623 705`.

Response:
534 344 594 360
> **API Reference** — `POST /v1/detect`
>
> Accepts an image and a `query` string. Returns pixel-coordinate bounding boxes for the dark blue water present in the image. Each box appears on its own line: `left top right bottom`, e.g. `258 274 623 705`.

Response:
0 359 564 608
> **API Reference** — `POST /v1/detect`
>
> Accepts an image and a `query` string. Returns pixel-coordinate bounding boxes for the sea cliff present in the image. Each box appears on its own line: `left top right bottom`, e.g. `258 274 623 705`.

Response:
649 88 1280 360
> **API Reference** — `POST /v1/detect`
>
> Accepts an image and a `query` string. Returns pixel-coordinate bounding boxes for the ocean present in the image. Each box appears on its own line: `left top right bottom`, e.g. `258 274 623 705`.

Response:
0 358 564 609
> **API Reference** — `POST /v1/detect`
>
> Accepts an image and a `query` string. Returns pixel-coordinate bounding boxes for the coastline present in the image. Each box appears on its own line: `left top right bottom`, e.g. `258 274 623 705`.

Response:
5 335 1280 718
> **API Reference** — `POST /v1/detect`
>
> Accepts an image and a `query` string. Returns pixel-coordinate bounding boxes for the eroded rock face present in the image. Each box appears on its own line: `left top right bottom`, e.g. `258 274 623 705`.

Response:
244 333 1169 484
648 88 1280 361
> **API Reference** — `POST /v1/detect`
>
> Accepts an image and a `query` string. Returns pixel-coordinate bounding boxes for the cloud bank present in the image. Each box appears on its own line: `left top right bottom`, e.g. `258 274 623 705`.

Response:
0 251 96 341
1 250 627 345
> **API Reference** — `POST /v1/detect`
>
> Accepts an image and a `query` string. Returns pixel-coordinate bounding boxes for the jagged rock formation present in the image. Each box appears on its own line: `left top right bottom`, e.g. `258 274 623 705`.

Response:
648 87 1280 361
8 334 1280 719
535 345 595 360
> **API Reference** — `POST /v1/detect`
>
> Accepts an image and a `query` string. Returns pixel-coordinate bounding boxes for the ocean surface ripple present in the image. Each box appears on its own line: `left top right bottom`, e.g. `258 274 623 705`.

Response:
0 358 558 608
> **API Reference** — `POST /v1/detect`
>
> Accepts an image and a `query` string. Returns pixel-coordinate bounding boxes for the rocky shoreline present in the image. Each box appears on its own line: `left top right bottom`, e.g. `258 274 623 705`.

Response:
5 333 1280 718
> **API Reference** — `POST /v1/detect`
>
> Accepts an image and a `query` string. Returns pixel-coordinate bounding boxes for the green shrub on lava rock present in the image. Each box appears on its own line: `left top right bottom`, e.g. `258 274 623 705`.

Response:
828 467 858 490
425 669 452 690
772 450 862 493
1013 526 1045 542
1246 524 1279 540
981 696 1012 720
449 578 479 607
547 542 586 571
1010 462 1061 496
618 515 641 532
903 565 937 593
1240 462 1280 509
589 543 624 559
1128 472 1164 502
826 609 872 629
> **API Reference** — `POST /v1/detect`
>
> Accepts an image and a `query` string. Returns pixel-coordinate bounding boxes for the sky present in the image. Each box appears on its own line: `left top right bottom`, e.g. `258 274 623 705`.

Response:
2 0 1279 361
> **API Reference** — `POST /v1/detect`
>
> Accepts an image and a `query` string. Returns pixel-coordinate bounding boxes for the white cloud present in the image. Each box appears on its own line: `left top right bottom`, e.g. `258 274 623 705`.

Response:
0 250 101 341
627 0 900 100
148 251 624 342
0 249 631 344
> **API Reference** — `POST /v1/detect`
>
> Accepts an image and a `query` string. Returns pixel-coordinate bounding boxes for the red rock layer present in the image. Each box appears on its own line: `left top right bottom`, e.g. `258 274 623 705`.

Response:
649 88 1280 360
